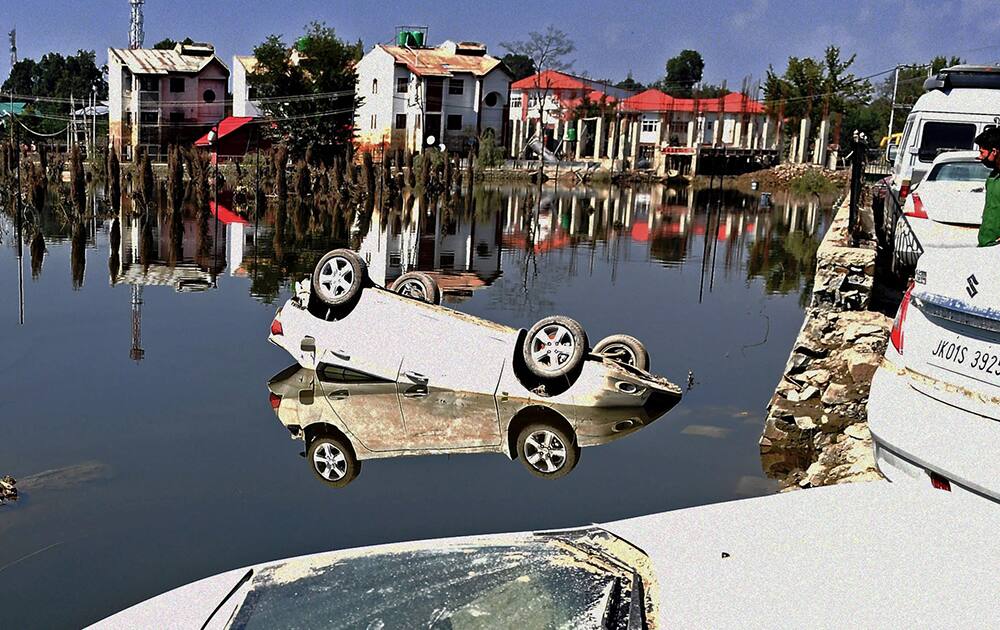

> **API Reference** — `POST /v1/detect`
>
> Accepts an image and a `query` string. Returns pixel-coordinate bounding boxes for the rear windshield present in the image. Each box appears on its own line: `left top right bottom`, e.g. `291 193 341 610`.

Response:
928 161 992 182
919 122 977 162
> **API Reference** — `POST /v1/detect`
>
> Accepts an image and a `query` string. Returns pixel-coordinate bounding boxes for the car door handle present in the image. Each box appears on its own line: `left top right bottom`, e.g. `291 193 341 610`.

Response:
404 371 428 383
328 389 349 401
331 349 350 360
403 385 429 398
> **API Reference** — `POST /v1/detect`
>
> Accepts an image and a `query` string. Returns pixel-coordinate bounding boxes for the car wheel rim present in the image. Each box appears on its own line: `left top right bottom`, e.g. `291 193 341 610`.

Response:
530 324 576 373
524 430 567 473
313 442 348 481
601 343 637 366
318 256 354 300
397 279 427 301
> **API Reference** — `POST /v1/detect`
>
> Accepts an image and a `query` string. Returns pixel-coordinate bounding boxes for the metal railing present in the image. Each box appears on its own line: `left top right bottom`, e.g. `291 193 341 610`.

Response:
874 181 924 278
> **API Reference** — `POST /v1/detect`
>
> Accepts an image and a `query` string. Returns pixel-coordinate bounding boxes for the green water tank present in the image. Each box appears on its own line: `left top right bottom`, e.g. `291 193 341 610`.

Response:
411 31 425 48
396 31 409 47
566 126 577 141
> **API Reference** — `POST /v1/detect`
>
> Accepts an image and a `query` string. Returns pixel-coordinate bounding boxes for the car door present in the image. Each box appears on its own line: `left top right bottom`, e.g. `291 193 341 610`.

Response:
316 364 409 453
313 288 409 381
397 386 502 451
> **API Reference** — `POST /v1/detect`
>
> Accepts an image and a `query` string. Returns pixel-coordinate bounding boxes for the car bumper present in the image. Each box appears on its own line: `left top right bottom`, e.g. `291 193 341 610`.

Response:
868 365 1000 504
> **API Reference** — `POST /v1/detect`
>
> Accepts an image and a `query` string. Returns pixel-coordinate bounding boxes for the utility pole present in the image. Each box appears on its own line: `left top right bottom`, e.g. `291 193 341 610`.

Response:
8 29 15 71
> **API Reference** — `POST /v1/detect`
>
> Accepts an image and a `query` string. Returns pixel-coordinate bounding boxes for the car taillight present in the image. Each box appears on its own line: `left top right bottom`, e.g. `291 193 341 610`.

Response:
899 180 910 201
905 193 928 219
890 282 914 354
270 318 283 336
269 392 282 410
929 471 951 492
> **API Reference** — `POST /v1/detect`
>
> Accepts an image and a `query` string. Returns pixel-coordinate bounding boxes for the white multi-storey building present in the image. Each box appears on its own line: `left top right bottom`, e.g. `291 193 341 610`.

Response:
354 39 511 154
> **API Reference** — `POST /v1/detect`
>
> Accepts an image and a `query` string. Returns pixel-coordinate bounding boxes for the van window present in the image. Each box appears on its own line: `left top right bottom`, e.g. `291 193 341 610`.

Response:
918 122 977 162
895 118 914 168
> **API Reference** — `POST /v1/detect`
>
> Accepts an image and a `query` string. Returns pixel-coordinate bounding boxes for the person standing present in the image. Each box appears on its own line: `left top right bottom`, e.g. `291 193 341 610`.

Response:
975 127 1000 247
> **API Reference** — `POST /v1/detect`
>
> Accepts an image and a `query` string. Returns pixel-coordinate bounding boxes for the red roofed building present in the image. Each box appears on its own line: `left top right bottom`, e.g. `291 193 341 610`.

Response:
353 35 512 154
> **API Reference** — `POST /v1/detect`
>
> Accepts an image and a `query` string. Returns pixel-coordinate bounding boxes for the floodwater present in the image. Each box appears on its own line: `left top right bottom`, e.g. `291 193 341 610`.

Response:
0 181 831 628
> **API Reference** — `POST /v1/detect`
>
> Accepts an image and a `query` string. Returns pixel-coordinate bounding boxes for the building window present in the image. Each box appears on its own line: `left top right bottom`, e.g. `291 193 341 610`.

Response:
510 94 522 108
446 114 463 131
169 77 185 93
203 89 216 103
389 253 401 267
138 76 159 92
395 113 406 129
396 77 408 93
139 111 158 124
448 79 464 95
169 111 184 123
483 91 501 107
641 119 659 133
439 252 456 268
370 114 377 129
372 78 378 94
247 86 258 100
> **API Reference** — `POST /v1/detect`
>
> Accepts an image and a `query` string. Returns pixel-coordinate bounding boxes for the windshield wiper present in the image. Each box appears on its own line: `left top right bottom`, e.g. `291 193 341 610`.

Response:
603 570 646 630
200 568 254 630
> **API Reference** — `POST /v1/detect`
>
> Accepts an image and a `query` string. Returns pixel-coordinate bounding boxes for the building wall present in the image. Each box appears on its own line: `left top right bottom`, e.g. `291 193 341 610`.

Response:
354 46 397 152
233 58 262 118
108 52 125 154
479 69 509 138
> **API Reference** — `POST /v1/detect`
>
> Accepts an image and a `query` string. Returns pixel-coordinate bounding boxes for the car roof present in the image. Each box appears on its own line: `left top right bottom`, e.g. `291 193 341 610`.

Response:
931 150 983 164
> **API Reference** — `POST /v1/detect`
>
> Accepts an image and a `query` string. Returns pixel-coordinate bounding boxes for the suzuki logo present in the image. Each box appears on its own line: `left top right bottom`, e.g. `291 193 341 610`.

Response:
967 274 980 299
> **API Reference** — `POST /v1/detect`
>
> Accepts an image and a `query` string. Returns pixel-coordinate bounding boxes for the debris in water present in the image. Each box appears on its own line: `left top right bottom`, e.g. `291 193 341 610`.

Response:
686 370 695 391
0 475 17 505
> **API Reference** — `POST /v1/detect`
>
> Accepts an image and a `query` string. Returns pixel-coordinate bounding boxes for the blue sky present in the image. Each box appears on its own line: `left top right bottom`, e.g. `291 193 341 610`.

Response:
5 0 1000 90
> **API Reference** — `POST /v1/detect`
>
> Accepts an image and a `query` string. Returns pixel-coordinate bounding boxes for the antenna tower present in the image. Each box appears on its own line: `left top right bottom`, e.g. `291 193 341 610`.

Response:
129 0 145 49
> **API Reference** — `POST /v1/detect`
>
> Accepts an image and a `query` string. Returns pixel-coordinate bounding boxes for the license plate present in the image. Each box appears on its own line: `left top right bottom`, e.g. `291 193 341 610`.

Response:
926 337 1000 388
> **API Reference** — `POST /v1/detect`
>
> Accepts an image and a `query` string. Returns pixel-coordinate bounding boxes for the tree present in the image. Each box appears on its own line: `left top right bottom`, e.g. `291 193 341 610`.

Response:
500 26 575 162
153 37 194 50
501 53 536 82
248 22 360 161
615 71 643 92
661 50 704 97
1 50 108 134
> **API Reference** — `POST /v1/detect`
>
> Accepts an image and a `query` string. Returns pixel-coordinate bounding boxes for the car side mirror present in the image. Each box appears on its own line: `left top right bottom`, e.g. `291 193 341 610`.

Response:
886 144 898 163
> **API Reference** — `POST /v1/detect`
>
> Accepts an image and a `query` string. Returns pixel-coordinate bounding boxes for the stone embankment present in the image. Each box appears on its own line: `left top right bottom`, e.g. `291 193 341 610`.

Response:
760 198 891 490
735 163 850 190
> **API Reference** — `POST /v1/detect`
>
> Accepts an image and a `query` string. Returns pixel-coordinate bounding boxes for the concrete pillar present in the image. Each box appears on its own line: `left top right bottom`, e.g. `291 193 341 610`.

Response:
630 120 640 165
788 135 798 164
796 118 811 164
570 195 579 233
828 148 839 170
760 117 770 150
686 120 696 148
690 148 699 176
616 118 627 160
813 117 829 166
733 116 743 148
594 116 604 159
747 119 756 150
575 119 584 160
712 114 722 145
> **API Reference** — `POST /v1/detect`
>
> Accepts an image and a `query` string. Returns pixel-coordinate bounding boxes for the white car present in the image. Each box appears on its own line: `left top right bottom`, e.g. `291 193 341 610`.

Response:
91 482 1000 628
893 150 987 270
269 249 683 410
868 246 1000 502
267 364 679 483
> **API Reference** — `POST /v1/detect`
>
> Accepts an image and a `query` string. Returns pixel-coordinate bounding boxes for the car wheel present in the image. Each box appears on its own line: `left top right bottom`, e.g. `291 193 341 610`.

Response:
517 423 579 479
593 334 650 371
312 249 367 306
522 316 588 379
390 271 441 304
307 435 360 488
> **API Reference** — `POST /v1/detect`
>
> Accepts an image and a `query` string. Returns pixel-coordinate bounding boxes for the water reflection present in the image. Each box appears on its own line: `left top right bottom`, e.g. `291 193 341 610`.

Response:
268 364 678 485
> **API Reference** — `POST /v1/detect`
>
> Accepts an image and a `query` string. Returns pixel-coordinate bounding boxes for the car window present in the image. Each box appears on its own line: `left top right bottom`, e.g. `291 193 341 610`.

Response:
928 161 991 182
918 122 977 162
317 363 385 383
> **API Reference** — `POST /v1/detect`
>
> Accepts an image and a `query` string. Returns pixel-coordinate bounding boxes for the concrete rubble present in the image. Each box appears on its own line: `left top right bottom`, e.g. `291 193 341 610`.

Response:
735 163 850 189
760 198 889 491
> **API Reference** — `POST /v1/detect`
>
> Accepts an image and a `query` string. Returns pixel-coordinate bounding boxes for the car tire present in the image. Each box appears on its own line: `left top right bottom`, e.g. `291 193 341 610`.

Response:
516 423 579 479
390 271 441 304
593 334 650 371
522 316 588 379
307 435 360 488
311 249 367 307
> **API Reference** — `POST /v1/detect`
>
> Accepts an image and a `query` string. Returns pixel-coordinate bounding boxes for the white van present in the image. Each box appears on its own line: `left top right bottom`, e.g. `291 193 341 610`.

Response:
889 66 1000 201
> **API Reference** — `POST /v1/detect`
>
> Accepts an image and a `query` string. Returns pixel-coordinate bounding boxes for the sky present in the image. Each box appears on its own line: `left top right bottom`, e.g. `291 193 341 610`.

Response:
4 0 1000 92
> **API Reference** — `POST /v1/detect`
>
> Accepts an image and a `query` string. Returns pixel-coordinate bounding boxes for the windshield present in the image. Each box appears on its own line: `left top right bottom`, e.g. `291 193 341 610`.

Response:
228 531 646 629
918 122 977 162
928 161 991 182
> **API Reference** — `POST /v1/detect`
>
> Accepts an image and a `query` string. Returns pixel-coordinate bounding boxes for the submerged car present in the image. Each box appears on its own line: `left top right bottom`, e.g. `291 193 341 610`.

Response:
868 246 1000 502
893 150 988 270
268 364 679 484
269 249 682 410
92 482 1000 628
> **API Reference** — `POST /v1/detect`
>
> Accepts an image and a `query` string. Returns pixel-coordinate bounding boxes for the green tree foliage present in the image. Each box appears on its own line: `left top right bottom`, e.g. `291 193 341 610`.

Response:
153 37 194 50
1 50 108 134
248 22 360 161
615 72 644 92
501 53 536 81
661 50 704 97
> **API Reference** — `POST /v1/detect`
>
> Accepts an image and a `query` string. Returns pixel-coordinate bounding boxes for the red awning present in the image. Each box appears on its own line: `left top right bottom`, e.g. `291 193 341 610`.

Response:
209 201 249 225
195 117 255 146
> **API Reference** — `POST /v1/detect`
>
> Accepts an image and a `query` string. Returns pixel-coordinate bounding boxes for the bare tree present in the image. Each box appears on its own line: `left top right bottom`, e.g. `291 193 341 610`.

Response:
501 26 575 173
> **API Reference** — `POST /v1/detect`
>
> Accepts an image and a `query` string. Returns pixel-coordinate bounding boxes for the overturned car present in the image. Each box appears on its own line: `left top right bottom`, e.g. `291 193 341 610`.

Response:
269 249 683 410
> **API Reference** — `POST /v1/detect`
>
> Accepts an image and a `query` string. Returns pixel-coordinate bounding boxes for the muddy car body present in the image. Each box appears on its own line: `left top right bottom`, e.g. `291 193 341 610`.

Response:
267 364 679 483
269 275 682 410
